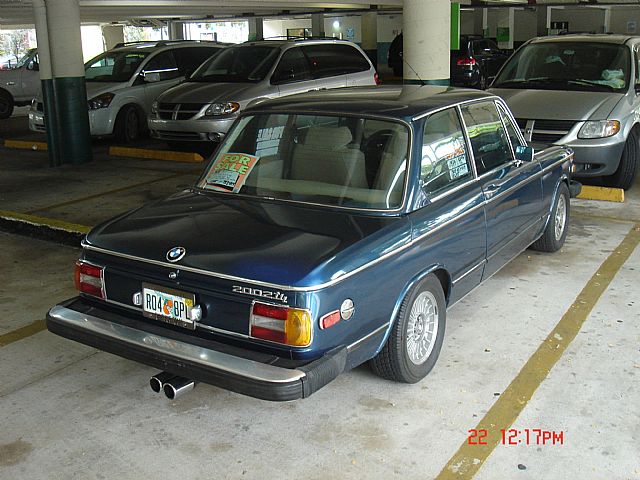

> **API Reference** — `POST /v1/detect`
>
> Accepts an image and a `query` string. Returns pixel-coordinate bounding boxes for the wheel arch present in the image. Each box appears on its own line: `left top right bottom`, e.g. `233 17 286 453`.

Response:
114 102 147 136
373 265 451 356
540 173 570 235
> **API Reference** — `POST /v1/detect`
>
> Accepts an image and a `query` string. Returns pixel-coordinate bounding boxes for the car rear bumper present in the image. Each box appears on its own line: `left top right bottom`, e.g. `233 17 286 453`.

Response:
47 298 347 401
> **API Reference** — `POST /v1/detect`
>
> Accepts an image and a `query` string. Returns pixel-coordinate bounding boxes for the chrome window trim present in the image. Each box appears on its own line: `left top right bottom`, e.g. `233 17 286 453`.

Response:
411 95 502 122
197 111 415 215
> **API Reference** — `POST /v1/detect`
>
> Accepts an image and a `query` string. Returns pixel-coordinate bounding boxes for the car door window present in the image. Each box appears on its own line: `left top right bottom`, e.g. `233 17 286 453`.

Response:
461 101 513 175
142 51 180 81
635 48 640 83
175 47 221 77
421 107 474 197
302 44 370 79
487 40 501 54
496 102 525 153
271 47 312 84
472 40 489 56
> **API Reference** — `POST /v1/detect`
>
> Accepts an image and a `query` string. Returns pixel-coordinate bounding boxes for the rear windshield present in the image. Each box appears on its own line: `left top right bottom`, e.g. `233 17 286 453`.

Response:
493 42 630 92
188 46 280 83
197 113 410 210
85 51 150 82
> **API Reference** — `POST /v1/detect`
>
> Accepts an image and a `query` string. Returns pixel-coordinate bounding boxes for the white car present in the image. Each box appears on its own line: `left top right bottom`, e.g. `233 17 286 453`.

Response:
0 49 40 119
29 41 227 142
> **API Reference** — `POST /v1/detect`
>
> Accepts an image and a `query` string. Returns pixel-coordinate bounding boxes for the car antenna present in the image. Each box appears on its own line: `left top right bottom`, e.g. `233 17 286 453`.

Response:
402 58 426 86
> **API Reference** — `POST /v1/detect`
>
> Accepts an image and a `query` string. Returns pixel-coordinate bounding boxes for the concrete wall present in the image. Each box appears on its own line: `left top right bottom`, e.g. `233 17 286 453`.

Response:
609 7 640 34
515 9 537 42
550 7 606 33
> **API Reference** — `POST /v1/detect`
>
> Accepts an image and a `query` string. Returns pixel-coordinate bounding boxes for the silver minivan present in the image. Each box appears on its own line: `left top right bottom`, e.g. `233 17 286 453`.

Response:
29 41 227 142
148 38 379 146
489 34 640 190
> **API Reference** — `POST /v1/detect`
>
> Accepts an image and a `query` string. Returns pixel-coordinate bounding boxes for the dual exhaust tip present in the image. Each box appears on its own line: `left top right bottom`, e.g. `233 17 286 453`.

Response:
149 372 195 400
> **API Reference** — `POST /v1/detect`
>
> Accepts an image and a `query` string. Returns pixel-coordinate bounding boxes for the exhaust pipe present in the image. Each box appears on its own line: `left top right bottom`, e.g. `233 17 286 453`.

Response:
163 376 196 400
149 371 176 393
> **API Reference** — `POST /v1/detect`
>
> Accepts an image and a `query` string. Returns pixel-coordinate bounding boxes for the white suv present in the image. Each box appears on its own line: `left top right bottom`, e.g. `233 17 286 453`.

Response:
29 41 228 142
0 49 40 119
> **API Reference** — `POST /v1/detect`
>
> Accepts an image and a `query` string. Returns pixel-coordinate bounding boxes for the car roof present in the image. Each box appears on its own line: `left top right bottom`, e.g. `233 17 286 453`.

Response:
248 85 496 120
111 41 229 53
239 38 361 48
529 34 635 45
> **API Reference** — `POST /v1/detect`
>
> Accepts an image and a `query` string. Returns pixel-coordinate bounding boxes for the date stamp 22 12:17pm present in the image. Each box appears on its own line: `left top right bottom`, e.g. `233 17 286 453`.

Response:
468 428 564 446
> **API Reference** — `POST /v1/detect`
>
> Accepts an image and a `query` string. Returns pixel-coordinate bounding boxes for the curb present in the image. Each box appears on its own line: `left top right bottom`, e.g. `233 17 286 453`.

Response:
109 146 204 163
0 210 89 247
576 186 625 203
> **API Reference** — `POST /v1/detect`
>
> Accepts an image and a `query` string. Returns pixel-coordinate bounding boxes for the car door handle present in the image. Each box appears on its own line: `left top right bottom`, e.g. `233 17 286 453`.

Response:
6 81 15 86
513 159 523 168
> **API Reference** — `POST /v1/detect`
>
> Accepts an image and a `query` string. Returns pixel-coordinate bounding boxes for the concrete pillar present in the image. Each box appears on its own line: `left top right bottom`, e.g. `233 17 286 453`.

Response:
536 6 549 36
32 0 60 167
102 24 124 50
403 0 450 85
361 11 378 69
33 0 91 166
311 13 325 37
248 17 264 41
169 21 185 40
496 8 515 50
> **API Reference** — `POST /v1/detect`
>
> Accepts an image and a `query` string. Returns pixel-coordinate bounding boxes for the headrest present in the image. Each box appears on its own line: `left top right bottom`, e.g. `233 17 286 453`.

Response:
304 126 352 147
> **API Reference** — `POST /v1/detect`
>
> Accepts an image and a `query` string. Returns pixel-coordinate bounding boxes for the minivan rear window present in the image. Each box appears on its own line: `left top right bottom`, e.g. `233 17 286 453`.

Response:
85 51 149 82
302 44 371 79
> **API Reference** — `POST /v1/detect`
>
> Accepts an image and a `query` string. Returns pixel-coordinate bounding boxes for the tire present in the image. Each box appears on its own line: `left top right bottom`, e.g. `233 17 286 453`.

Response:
0 89 14 119
370 274 446 383
530 182 570 253
114 105 144 143
604 128 639 190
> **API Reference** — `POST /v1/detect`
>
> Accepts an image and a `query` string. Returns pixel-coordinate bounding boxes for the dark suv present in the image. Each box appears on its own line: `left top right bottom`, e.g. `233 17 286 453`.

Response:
388 34 510 89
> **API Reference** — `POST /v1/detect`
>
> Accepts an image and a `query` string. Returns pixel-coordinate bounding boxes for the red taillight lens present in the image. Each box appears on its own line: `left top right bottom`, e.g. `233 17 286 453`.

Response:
374 72 381 85
74 260 105 299
250 302 312 347
456 57 476 66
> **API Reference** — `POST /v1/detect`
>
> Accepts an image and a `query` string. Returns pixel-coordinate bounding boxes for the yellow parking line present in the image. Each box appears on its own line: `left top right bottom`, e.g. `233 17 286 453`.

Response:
27 173 183 214
0 320 47 347
576 185 624 202
3 139 48 151
0 210 91 234
436 223 640 479
109 146 204 163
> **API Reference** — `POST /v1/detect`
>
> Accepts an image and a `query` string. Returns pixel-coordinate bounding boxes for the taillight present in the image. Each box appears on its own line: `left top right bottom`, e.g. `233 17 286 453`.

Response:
250 302 312 347
456 57 477 66
74 260 105 299
320 310 341 330
374 72 381 85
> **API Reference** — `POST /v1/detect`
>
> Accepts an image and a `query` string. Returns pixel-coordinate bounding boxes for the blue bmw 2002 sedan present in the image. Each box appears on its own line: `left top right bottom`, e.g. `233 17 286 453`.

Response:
47 86 578 401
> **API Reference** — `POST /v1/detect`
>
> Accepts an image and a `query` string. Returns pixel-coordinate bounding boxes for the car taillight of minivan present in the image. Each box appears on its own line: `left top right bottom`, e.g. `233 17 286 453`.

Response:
374 72 381 85
74 260 105 299
250 302 312 347
456 57 477 66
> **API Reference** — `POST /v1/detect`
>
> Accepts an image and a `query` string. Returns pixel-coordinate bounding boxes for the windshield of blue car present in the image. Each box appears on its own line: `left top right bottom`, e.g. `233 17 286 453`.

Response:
85 51 150 82
197 113 410 210
188 46 280 83
493 42 630 92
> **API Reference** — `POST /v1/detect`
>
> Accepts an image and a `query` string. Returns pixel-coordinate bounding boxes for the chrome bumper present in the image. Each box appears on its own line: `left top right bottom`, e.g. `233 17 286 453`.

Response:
47 300 346 401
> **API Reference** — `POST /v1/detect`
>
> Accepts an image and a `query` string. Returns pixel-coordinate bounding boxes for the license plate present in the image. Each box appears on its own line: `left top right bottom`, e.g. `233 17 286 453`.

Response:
142 283 196 330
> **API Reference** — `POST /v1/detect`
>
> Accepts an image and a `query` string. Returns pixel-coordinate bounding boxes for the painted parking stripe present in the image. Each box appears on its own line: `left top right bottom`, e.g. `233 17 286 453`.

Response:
0 320 46 347
436 223 640 480
26 173 184 214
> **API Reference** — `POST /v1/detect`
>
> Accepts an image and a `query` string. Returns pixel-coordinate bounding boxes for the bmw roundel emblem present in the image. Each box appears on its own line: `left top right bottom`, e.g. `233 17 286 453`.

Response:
166 246 186 263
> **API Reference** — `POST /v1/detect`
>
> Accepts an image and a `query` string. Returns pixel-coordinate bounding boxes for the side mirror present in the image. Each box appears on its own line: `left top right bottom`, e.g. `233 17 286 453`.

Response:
634 84 640 95
27 62 39 72
515 145 534 162
144 71 161 83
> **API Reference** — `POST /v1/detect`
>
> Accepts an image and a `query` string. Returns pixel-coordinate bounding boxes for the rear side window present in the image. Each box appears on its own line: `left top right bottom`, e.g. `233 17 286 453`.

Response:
271 47 312 84
461 101 513 175
143 51 180 81
175 47 221 76
302 44 370 79
421 107 473 197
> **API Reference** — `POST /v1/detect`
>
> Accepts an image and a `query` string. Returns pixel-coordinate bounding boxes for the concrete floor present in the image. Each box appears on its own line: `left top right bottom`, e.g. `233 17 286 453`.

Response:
0 133 639 479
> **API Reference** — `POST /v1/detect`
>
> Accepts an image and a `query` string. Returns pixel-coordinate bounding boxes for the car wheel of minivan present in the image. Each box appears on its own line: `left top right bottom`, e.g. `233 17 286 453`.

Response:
0 90 14 119
604 128 639 191
115 105 143 143
370 274 446 383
